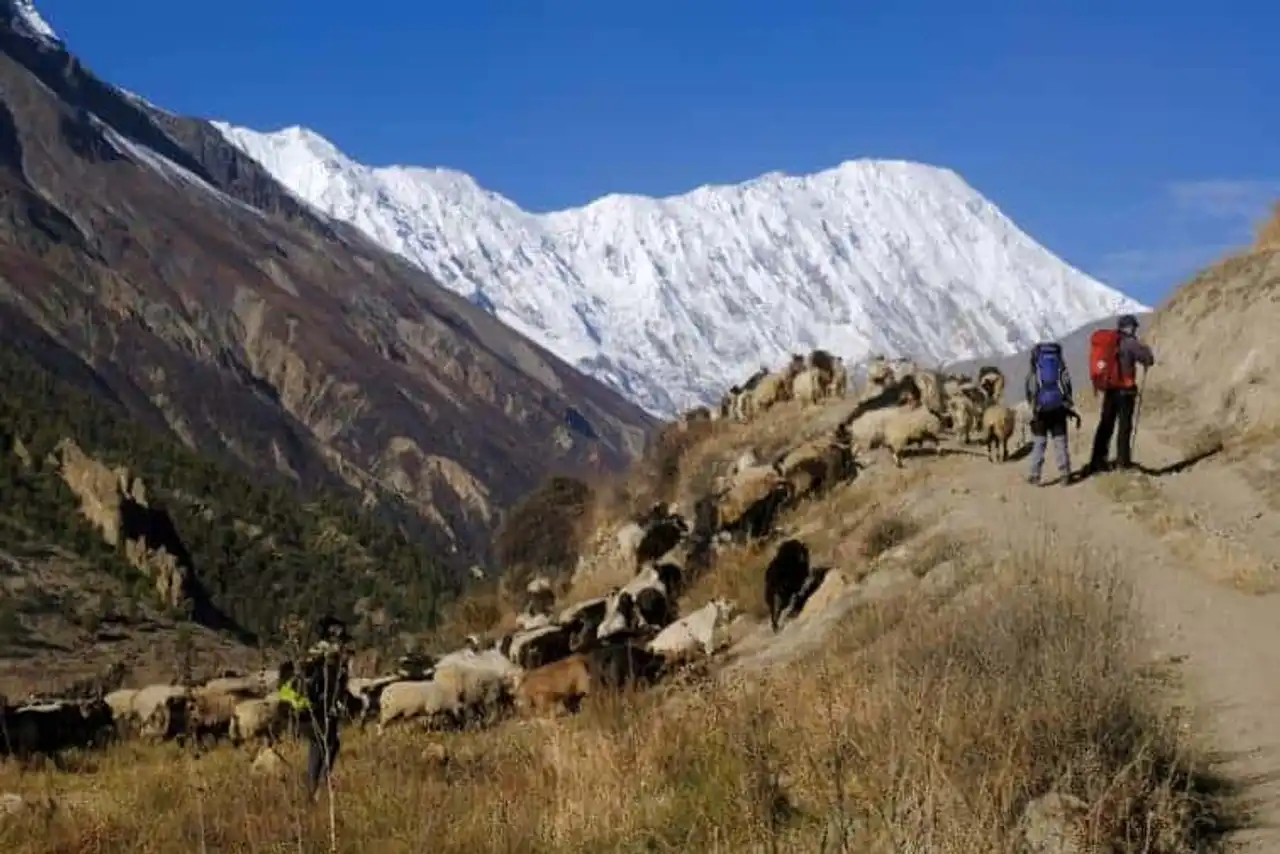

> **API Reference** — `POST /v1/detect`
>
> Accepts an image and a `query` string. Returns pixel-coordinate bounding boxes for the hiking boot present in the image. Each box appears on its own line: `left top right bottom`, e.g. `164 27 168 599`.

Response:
1025 474 1041 487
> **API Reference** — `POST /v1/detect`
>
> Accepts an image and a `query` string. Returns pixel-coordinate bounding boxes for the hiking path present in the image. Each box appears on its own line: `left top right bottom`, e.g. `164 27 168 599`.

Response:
923 414 1280 853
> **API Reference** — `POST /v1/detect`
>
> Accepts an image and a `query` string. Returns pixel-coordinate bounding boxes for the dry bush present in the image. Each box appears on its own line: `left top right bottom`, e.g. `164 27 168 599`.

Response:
680 539 774 618
0 540 1237 853
611 419 724 517
905 531 967 578
429 580 517 650
492 475 594 585
859 511 921 559
1255 200 1280 251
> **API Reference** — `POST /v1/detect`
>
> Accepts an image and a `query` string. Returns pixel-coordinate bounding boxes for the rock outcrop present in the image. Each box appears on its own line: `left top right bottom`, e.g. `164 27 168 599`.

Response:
53 438 195 611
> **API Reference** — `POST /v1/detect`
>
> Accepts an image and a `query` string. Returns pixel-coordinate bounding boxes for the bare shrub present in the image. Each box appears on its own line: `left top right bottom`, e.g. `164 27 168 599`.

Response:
859 511 920 559
492 475 593 585
616 419 722 516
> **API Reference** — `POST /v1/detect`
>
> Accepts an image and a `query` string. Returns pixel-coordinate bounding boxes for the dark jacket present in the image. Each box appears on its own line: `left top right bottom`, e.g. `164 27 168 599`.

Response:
286 643 349 723
1116 334 1155 388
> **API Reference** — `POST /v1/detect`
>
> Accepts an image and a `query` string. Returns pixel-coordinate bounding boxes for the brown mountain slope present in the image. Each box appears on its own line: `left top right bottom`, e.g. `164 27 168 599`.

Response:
0 17 654 567
1142 217 1279 447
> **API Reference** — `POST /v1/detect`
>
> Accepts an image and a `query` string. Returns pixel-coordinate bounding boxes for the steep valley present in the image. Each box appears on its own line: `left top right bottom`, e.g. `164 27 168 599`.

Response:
0 9 655 581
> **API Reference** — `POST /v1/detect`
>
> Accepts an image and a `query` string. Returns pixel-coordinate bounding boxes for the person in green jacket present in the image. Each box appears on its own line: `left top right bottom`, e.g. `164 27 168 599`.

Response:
279 616 351 801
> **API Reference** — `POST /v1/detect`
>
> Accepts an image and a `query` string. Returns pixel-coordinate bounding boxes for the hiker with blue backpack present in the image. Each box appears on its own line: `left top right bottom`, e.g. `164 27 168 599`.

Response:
1025 341 1082 486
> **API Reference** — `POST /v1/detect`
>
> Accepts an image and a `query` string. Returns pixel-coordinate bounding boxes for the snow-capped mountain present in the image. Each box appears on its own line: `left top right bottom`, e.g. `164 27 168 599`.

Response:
214 122 1148 417
1 0 58 43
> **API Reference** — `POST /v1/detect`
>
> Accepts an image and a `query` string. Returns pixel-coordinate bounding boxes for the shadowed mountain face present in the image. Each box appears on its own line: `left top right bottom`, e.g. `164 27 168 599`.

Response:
0 15 654 572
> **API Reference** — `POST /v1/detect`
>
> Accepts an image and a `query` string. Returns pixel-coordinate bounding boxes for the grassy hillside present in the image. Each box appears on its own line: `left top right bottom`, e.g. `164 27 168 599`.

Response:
0 388 1236 853
0 328 457 655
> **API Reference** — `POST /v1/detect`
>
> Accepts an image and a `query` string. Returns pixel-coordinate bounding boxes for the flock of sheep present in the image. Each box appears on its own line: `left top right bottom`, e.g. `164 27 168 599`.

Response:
0 348 1030 771
683 349 1027 465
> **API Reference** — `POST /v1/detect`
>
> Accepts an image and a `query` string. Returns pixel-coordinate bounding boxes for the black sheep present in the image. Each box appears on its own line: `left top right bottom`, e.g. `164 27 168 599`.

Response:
635 514 690 568
764 538 812 632
584 641 667 690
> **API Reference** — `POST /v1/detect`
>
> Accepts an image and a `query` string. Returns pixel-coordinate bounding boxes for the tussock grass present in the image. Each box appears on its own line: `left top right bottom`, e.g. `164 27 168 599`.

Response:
0 542 1239 853
859 511 921 560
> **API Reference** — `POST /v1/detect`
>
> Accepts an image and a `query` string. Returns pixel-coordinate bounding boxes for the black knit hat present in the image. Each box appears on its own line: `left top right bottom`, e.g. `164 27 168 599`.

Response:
1117 314 1139 331
314 614 349 643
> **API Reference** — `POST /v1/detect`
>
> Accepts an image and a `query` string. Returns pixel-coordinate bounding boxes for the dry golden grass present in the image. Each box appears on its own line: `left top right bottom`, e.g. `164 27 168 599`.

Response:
1093 471 1277 594
0 541 1237 853
430 581 521 649
858 512 922 560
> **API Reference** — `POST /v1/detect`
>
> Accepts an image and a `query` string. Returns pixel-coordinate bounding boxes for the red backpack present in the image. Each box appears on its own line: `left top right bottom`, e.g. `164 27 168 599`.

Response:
1089 329 1123 391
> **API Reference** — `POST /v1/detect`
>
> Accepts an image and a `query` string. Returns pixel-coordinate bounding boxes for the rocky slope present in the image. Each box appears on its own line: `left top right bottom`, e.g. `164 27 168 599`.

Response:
0 325 460 693
0 7 654 566
214 126 1148 417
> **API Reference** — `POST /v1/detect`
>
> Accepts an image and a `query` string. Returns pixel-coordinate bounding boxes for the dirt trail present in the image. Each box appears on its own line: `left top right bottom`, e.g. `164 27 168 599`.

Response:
923 420 1280 852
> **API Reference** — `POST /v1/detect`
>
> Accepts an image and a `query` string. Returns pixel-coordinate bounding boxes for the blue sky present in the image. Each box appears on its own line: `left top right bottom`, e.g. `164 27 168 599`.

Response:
36 0 1278 307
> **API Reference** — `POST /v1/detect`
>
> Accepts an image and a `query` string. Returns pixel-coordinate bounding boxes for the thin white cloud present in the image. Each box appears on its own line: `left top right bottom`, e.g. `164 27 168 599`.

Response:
1166 179 1280 224
1094 179 1278 298
1095 244 1235 292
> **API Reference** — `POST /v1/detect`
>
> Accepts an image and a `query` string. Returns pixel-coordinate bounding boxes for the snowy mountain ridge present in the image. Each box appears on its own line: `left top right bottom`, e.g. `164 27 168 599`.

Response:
215 121 1148 417
1 0 59 43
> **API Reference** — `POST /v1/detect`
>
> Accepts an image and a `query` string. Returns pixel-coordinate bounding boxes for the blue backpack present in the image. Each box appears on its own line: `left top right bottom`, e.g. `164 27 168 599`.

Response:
1031 342 1066 411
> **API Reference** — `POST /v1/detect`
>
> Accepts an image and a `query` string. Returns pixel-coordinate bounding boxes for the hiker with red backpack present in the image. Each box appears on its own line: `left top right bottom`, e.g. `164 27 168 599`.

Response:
1084 314 1155 476
1025 341 1081 486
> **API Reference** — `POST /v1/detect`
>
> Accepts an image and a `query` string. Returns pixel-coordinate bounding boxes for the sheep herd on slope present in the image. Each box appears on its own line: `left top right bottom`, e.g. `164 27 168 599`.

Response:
1 349 1030 769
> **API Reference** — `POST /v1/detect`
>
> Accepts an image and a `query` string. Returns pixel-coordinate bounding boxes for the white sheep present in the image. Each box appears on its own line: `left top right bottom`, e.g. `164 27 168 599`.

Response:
946 395 983 444
1013 400 1034 446
981 404 1018 463
347 674 404 721
104 688 138 725
790 367 824 406
127 684 189 727
711 464 792 537
744 371 791 419
229 695 291 744
848 405 944 467
515 611 554 631
431 648 522 723
202 670 277 698
844 406 901 453
597 562 681 640
830 359 849 397
646 598 739 660
376 681 460 732
884 407 945 467
906 369 945 414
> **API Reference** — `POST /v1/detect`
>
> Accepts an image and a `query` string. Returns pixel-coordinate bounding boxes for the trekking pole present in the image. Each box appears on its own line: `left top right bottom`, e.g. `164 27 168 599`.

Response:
1131 367 1148 460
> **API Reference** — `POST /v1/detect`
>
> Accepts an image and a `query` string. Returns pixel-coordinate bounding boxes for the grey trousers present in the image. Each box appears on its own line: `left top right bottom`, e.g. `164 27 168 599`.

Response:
305 719 341 799
1028 408 1071 482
